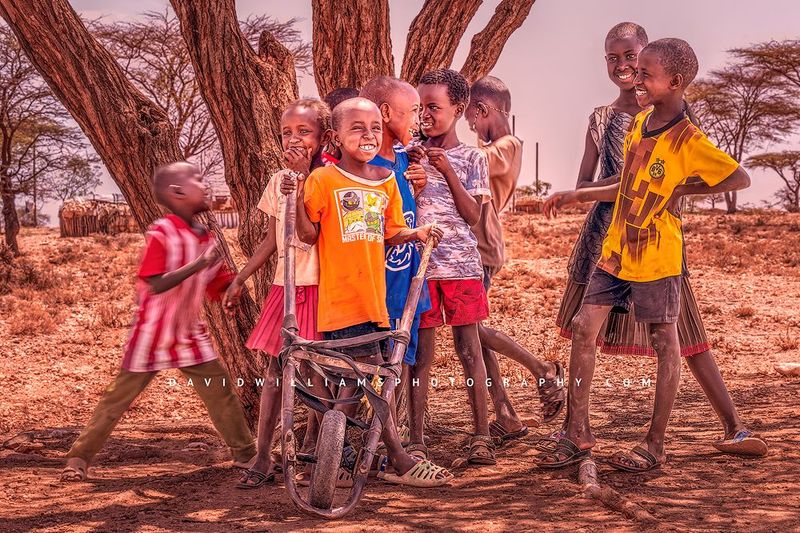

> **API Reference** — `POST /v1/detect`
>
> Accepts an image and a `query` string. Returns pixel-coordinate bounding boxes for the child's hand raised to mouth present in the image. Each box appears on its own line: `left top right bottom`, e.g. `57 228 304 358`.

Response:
283 146 312 177
406 145 426 164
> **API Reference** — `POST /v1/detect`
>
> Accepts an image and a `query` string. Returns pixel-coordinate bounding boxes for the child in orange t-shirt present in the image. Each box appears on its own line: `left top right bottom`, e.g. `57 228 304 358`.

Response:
285 97 453 488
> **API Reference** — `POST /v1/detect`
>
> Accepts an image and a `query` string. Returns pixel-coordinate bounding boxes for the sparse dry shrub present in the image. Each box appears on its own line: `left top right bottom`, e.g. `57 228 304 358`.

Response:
97 301 130 328
777 329 799 352
734 306 756 318
7 302 59 336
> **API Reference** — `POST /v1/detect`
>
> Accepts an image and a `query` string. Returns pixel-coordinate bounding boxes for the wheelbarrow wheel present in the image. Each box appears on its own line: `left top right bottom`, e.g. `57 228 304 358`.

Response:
309 410 346 509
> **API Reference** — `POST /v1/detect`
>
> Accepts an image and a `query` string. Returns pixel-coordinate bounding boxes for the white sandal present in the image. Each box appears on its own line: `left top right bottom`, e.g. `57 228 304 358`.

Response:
378 460 453 487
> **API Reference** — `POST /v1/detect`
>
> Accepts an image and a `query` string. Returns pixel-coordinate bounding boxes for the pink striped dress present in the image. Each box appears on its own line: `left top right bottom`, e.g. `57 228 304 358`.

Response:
122 215 233 372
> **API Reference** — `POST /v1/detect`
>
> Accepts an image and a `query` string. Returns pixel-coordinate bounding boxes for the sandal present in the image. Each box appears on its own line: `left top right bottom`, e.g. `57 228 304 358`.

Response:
467 435 497 466
379 459 453 487
60 464 87 483
535 429 566 453
712 429 768 457
609 445 663 473
406 443 429 460
489 420 529 446
235 469 275 489
536 437 590 469
538 361 566 424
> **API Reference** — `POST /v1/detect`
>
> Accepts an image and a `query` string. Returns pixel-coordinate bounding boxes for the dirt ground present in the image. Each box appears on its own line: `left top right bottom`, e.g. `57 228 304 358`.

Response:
1 211 799 532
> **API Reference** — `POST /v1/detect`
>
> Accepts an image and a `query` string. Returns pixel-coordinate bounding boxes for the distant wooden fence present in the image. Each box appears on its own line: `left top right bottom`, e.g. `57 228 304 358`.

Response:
59 199 138 237
214 210 239 229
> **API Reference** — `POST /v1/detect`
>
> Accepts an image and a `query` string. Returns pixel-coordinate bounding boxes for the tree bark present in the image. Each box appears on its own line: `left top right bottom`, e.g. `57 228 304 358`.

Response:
460 0 536 83
170 0 297 301
0 0 262 428
311 0 394 96
724 190 738 213
0 178 19 255
400 0 482 86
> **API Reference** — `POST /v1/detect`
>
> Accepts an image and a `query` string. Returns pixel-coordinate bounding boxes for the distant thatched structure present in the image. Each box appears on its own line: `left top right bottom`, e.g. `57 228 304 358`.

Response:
513 195 544 214
59 199 138 237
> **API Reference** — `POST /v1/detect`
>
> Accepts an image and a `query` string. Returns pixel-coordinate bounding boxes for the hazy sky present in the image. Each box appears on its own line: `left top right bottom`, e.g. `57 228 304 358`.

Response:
60 0 799 222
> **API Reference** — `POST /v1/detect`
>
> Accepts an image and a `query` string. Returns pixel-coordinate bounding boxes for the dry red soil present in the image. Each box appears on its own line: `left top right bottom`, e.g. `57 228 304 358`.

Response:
1 211 799 532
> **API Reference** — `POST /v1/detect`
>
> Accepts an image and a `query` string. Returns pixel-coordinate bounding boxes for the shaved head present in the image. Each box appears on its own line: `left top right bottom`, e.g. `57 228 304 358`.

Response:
469 75 511 112
360 76 416 108
152 161 199 205
331 97 382 130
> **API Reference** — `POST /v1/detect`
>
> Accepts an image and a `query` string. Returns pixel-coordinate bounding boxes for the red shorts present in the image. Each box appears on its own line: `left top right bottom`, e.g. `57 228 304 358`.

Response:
419 279 489 328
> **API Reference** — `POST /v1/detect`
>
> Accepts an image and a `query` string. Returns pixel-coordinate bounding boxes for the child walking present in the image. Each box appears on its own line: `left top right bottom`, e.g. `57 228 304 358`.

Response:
223 98 330 489
61 162 255 482
289 97 452 487
409 69 495 465
465 75 565 445
542 22 767 458
538 38 751 472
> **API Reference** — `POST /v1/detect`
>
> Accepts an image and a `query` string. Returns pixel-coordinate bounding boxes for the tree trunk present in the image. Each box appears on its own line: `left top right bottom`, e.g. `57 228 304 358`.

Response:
0 177 19 255
401 0 482 86
170 0 297 301
724 190 738 213
311 0 394 96
0 0 262 428
460 0 536 83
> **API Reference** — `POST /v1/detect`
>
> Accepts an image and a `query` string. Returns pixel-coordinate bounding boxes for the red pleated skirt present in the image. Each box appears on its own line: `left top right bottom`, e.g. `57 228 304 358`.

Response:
246 284 322 356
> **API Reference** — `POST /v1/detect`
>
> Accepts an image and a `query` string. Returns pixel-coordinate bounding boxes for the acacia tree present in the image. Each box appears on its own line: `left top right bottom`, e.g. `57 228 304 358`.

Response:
732 40 800 91
747 151 800 212
686 62 800 213
92 10 311 183
0 0 535 424
0 25 98 253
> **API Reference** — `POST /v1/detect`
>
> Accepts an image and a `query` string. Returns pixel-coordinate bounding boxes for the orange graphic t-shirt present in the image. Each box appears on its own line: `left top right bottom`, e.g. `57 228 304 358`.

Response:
597 108 739 282
304 165 408 332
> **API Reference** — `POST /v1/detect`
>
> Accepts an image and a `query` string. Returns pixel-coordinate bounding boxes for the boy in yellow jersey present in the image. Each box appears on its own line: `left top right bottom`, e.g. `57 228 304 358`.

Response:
539 38 751 472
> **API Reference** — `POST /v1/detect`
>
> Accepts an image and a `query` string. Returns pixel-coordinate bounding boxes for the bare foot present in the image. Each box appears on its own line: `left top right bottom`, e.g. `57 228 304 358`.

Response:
60 457 88 482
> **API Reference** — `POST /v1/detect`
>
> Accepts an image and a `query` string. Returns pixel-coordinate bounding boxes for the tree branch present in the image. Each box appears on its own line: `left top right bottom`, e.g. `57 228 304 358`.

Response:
400 0 482 86
460 0 536 83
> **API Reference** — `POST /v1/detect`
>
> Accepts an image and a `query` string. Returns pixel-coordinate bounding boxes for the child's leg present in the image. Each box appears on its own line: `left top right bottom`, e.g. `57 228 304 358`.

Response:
243 357 283 479
686 350 744 436
481 343 523 431
563 304 611 447
408 326 436 445
479 325 555 380
180 359 255 464
453 323 490 437
65 370 156 469
642 322 682 460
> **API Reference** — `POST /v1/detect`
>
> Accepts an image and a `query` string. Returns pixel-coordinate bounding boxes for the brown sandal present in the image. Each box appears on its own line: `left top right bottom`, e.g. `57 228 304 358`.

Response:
406 443 429 460
467 435 497 465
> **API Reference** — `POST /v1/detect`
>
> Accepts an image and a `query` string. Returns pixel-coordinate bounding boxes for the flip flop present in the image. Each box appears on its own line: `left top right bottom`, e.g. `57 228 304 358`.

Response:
538 361 566 424
609 445 663 473
535 429 566 453
379 459 453 487
235 469 275 490
713 430 768 457
536 438 590 469
467 435 497 466
489 420 529 446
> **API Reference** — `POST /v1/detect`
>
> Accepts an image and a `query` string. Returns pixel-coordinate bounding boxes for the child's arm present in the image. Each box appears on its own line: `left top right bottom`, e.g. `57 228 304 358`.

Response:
426 147 482 226
674 166 750 198
575 126 601 189
385 223 443 247
223 219 278 313
147 244 221 294
543 181 621 219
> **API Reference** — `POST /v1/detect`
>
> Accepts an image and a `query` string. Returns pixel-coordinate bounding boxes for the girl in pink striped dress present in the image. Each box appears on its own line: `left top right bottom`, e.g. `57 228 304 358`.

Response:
224 98 330 489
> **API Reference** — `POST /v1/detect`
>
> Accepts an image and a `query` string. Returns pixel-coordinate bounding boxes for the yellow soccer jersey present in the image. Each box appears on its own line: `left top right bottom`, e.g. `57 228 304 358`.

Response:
597 108 739 282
